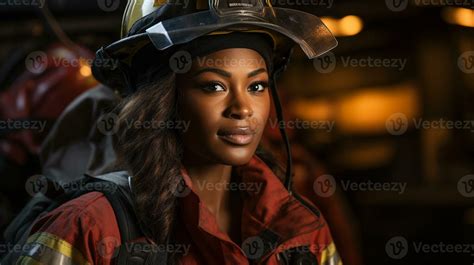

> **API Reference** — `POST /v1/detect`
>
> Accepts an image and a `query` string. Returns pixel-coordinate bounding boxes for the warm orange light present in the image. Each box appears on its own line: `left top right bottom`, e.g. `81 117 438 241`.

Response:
321 15 364 37
339 15 364 36
79 65 92 77
442 7 474 28
321 17 339 34
290 99 334 121
336 83 419 134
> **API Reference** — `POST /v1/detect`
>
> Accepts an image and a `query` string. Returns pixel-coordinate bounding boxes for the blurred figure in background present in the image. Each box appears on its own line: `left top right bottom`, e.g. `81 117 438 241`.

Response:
0 43 97 236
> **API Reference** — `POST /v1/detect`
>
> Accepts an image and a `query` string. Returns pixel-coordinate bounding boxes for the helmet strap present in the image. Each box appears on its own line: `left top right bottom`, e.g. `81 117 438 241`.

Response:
270 66 293 193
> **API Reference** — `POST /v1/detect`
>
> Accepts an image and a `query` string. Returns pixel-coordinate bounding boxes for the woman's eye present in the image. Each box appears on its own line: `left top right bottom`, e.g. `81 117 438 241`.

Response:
200 82 225 92
249 82 269 93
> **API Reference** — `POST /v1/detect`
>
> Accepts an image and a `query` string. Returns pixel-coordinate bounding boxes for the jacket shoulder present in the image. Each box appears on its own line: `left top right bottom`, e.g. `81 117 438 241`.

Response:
18 191 121 265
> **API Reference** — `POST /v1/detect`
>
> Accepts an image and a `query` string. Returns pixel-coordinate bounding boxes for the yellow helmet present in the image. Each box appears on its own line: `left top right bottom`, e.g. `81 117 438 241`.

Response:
91 0 337 193
92 0 337 90
122 0 163 38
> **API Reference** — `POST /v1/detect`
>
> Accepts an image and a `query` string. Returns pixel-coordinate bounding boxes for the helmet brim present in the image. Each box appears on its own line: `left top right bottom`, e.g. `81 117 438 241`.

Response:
92 7 337 91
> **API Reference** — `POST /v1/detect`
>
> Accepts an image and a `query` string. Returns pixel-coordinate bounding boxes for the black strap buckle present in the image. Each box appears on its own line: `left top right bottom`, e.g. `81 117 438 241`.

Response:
276 246 318 265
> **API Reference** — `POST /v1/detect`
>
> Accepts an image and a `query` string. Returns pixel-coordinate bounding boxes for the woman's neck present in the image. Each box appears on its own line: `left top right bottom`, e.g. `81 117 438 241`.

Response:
182 159 233 215
181 155 242 244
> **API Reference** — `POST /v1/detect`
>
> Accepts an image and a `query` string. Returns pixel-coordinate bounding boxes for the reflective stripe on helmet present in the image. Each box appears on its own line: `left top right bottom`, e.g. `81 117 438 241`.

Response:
16 232 91 265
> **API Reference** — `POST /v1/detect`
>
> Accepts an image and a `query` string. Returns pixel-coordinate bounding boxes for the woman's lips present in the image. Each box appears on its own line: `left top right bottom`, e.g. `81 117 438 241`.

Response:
217 127 256 146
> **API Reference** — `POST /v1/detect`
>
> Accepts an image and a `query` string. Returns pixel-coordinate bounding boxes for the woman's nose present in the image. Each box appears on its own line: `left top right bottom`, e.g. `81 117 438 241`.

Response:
225 92 254 120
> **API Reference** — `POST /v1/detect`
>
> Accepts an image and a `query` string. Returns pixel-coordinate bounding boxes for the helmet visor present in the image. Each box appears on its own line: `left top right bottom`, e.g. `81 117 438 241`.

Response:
145 2 337 59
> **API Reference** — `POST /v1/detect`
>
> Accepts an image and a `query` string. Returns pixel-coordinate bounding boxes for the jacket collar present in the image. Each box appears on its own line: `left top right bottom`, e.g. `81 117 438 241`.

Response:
177 154 324 249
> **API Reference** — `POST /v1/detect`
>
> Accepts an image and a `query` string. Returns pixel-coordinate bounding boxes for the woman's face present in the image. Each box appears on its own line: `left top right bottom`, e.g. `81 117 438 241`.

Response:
177 48 271 166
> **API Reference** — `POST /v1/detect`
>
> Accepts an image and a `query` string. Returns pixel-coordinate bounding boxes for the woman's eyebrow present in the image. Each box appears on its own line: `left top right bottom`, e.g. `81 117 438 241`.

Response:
193 68 231 77
247 68 267 78
192 67 267 78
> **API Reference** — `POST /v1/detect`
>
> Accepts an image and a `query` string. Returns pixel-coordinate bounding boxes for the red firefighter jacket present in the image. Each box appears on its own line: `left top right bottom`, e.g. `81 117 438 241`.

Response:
17 154 342 265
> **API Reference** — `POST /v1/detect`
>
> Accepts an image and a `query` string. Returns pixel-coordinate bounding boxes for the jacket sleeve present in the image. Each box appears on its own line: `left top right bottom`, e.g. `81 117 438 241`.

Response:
16 192 121 265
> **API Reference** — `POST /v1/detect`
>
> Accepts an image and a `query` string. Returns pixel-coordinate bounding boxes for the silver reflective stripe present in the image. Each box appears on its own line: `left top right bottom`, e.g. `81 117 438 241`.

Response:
16 232 91 265
18 243 76 265
321 251 342 265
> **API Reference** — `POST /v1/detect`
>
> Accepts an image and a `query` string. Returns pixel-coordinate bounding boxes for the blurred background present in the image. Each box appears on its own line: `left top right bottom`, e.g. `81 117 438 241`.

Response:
0 0 473 264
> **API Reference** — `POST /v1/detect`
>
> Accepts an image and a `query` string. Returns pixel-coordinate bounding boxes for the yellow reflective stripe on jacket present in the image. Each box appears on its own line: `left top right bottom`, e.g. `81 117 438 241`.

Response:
320 242 343 265
16 232 91 265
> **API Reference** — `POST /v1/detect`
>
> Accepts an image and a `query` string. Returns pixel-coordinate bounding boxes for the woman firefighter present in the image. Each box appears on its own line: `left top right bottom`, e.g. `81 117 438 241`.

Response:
16 0 341 264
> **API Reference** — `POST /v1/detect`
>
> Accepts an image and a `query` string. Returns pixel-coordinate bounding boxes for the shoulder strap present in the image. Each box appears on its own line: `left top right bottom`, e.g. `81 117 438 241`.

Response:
91 171 143 242
90 171 169 265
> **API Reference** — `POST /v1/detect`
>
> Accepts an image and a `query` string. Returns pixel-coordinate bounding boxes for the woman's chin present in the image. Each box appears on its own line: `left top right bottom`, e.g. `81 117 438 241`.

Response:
213 146 257 166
